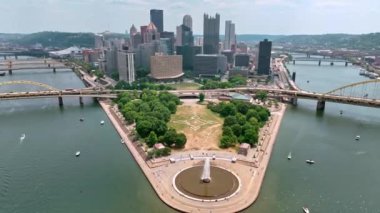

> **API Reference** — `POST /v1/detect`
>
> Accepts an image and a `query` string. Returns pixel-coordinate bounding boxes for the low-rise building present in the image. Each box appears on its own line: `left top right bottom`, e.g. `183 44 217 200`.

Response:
193 54 227 77
150 54 184 80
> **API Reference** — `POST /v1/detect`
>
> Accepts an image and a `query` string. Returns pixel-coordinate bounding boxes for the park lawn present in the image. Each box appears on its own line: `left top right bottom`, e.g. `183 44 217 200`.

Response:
169 103 223 151
169 82 202 90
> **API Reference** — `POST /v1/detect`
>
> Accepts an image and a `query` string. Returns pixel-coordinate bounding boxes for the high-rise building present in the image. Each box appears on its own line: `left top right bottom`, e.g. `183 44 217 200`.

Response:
235 53 250 67
221 50 234 64
140 26 148 43
224 20 236 50
160 31 175 55
236 42 248 53
94 34 104 49
135 40 168 69
142 22 160 43
203 13 220 54
150 54 184 80
257 39 272 75
193 54 227 76
183 15 192 30
117 51 135 83
176 26 182 47
176 45 202 70
129 25 141 50
181 25 193 46
150 9 163 33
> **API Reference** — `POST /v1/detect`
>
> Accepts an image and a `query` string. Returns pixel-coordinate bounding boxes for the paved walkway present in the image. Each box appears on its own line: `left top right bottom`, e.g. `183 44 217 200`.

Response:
99 100 286 212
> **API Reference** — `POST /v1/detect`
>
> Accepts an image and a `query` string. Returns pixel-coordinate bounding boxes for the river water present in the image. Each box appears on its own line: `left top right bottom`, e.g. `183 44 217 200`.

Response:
0 59 379 213
247 59 380 213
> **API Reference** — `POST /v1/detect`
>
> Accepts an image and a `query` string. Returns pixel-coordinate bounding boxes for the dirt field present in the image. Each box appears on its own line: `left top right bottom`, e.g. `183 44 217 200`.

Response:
169 100 223 151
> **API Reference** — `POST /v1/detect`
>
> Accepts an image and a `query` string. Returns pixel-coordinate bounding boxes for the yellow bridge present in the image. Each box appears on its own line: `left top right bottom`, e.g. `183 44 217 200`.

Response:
0 80 379 110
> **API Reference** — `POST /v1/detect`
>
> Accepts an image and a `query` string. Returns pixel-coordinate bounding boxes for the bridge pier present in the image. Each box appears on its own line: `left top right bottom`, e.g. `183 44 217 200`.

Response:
330 62 334 66
53 68 56 73
15 55 18 60
8 69 12 75
292 72 296 82
316 100 325 111
318 60 321 66
290 97 298 106
3 55 6 60
58 96 63 106
293 60 295 65
48 64 51 68
79 97 83 105
345 62 348 66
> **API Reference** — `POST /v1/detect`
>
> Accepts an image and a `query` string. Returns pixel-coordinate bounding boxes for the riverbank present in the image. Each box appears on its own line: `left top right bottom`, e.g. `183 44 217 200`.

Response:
99 97 287 212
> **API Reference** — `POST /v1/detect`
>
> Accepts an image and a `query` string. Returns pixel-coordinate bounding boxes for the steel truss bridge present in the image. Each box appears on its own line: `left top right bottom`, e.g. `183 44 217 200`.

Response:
0 80 379 110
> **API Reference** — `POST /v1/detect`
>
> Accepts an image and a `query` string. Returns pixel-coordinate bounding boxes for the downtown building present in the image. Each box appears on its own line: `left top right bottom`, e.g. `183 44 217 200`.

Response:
150 9 163 33
150 54 184 80
224 20 236 51
235 53 250 67
193 54 227 77
176 45 201 70
117 51 135 83
203 13 220 54
257 39 272 75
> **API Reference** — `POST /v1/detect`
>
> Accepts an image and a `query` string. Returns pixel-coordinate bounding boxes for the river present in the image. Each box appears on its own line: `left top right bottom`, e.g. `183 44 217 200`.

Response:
0 68 172 213
246 58 380 213
1 59 379 213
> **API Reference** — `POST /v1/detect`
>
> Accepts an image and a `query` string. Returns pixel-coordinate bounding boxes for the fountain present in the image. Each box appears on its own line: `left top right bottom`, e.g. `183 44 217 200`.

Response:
201 158 211 183
173 158 241 201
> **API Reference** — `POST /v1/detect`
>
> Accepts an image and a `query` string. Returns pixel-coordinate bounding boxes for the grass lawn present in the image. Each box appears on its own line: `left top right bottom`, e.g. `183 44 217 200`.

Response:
168 82 202 90
169 102 223 151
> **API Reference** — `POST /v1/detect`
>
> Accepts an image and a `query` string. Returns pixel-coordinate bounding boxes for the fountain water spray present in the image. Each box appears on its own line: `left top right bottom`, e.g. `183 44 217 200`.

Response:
201 158 211 183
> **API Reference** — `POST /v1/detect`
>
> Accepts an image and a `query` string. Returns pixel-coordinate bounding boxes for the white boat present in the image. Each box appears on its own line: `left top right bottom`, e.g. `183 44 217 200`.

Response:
306 160 315 164
75 151 80 157
302 207 310 213
287 152 292 160
79 118 84 122
100 120 105 125
121 139 124 144
20 134 26 141
355 135 360 140
359 69 366 76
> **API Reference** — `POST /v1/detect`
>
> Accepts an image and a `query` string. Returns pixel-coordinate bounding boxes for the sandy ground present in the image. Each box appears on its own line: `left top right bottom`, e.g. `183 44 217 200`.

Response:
169 100 223 151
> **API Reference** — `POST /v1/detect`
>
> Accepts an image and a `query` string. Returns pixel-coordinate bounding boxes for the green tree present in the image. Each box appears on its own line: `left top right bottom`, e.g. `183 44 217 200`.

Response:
136 120 153 138
220 103 237 117
222 127 235 137
223 116 238 127
244 129 259 145
146 131 158 147
199 93 205 102
256 91 268 102
220 135 238 148
231 124 242 137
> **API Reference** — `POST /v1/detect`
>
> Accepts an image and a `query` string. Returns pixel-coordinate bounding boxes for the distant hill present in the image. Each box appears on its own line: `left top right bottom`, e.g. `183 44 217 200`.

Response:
1 31 379 50
1 31 126 49
274 33 380 50
8 32 96 48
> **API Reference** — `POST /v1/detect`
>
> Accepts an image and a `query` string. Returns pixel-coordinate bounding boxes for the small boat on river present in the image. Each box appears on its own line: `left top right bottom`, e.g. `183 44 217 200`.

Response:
306 160 315 164
0 72 6 76
75 151 81 157
302 207 310 213
287 152 292 160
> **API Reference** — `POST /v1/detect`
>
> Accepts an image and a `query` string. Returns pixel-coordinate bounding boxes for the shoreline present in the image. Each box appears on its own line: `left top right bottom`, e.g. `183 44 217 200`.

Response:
99 99 286 212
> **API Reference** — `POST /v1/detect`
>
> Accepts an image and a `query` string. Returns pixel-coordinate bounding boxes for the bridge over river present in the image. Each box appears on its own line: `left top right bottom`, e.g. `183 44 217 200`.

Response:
0 58 67 74
0 79 379 111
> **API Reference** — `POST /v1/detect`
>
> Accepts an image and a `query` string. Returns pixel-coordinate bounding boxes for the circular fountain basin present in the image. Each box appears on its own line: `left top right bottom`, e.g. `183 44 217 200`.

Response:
173 166 240 201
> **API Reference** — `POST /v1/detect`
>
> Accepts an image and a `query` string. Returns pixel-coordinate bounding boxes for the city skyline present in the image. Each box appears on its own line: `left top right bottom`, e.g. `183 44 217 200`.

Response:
1 0 380 35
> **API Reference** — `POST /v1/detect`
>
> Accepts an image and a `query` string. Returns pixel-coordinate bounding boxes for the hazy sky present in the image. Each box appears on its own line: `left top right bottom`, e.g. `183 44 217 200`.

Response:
0 0 379 35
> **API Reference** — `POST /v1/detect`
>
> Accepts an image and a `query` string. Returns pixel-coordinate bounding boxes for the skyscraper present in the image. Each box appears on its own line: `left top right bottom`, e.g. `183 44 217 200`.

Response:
117 51 135 83
203 13 220 54
142 22 160 43
160 31 175 55
257 39 272 75
224 20 236 50
183 15 192 30
150 9 163 33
